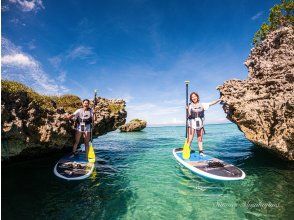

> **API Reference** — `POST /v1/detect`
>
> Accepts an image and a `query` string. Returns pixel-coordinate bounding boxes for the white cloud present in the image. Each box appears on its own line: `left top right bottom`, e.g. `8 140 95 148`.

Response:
10 18 21 25
2 5 10 12
163 99 185 105
126 101 229 126
67 46 94 60
48 56 62 69
48 45 97 85
93 46 238 125
251 11 263 20
48 44 98 70
126 102 184 125
121 94 134 103
1 37 68 94
57 71 67 83
2 53 37 67
27 40 36 50
8 0 45 12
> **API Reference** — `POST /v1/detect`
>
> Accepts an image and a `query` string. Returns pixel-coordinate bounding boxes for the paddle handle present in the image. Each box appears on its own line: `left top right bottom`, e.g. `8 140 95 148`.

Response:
91 90 98 142
185 81 190 138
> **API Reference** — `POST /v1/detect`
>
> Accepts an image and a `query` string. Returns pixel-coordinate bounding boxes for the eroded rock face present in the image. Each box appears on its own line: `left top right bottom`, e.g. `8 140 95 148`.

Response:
120 119 147 132
218 26 294 161
1 84 127 161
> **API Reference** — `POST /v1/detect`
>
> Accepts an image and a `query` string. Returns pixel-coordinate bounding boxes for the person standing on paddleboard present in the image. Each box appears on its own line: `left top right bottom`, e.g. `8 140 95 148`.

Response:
186 92 220 156
66 99 94 157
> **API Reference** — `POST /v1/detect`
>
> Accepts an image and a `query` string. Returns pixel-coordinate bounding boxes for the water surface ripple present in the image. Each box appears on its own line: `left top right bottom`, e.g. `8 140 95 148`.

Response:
2 124 294 219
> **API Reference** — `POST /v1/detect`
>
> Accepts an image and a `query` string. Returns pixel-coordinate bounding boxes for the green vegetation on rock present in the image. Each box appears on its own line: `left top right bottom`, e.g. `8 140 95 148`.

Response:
108 103 124 114
2 80 54 111
52 94 81 113
1 80 82 113
253 0 294 46
130 119 142 123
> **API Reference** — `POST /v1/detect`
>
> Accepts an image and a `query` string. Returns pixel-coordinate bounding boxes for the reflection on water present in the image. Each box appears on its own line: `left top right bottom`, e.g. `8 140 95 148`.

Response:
2 124 294 219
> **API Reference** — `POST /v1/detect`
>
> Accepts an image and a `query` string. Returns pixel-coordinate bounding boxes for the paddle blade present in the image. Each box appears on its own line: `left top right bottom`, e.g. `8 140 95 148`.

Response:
182 140 190 159
88 142 96 163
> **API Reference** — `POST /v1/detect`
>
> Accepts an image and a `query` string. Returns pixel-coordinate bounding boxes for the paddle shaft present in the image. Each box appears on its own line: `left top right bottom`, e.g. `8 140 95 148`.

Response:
91 90 97 143
185 81 189 138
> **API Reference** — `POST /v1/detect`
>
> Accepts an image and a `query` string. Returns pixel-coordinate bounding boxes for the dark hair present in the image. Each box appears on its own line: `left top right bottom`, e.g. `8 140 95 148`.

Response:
82 99 90 104
190 92 199 103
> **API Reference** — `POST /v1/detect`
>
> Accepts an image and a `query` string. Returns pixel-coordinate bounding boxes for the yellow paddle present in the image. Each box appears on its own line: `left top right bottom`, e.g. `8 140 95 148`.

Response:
182 80 190 159
88 142 96 163
88 90 97 163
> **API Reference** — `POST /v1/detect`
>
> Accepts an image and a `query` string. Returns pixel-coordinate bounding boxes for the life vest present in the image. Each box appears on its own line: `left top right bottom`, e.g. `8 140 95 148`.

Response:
188 103 205 131
189 103 205 119
76 108 93 125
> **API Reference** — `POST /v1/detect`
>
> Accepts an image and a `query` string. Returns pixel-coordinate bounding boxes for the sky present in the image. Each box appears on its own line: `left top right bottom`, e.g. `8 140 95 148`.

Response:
1 0 280 125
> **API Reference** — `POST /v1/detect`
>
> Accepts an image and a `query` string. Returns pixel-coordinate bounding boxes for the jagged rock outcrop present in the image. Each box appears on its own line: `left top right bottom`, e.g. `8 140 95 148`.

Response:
120 119 147 132
1 80 127 161
218 26 294 161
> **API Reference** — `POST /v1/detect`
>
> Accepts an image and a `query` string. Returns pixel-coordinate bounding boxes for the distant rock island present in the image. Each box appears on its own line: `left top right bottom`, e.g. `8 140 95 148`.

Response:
120 119 147 132
1 80 127 161
218 25 293 161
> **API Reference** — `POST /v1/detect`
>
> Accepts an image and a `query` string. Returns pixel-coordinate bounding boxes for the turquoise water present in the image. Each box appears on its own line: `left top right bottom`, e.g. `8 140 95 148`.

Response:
2 124 294 219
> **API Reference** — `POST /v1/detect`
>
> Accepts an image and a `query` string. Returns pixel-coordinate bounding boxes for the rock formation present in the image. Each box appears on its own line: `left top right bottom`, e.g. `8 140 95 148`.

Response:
218 26 294 161
120 119 147 132
1 80 127 161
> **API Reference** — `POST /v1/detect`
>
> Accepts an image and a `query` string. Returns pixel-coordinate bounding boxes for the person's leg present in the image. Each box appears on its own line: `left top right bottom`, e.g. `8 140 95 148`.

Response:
83 131 91 157
186 127 195 149
73 131 82 153
196 128 204 154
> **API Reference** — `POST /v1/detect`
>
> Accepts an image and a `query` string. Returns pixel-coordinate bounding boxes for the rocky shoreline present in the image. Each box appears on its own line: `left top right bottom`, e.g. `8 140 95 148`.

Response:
1 81 127 161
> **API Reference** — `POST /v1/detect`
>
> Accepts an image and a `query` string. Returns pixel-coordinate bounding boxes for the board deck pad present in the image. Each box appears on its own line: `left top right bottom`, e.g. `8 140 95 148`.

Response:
54 151 94 180
173 148 245 180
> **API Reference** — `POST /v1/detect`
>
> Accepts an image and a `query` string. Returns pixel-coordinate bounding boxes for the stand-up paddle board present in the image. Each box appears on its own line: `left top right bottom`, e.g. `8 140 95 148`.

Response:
173 148 245 181
54 150 94 180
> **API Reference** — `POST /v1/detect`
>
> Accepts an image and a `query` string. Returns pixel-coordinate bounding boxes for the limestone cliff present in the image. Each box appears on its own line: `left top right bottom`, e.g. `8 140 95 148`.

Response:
218 26 294 160
1 80 127 161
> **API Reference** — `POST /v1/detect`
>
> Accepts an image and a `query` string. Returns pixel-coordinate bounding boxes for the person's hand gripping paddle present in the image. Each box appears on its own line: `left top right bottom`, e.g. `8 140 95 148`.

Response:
88 90 97 163
183 81 190 159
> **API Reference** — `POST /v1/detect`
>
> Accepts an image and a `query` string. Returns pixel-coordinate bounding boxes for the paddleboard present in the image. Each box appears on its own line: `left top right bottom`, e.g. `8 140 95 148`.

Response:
54 150 95 180
173 148 245 181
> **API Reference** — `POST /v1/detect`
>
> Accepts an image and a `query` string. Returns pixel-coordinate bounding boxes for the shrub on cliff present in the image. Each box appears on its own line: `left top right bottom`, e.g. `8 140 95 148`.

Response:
108 102 124 114
1 80 54 111
1 80 81 112
52 95 81 113
253 0 294 46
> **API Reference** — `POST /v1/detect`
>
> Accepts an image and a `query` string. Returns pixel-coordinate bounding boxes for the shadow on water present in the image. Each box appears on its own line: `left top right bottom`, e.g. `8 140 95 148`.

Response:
1 144 135 220
203 134 294 219
242 145 294 169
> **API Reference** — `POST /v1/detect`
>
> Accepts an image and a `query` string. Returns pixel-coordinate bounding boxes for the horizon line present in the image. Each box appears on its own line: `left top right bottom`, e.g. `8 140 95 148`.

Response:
147 122 233 128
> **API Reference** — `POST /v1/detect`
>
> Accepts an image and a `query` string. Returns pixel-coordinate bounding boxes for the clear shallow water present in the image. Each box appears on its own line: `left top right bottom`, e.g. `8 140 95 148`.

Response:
2 123 294 219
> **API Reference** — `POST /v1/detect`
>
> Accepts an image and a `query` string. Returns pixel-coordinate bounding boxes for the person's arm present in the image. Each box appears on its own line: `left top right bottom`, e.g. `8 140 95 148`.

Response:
65 109 79 120
66 114 75 120
209 99 221 107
